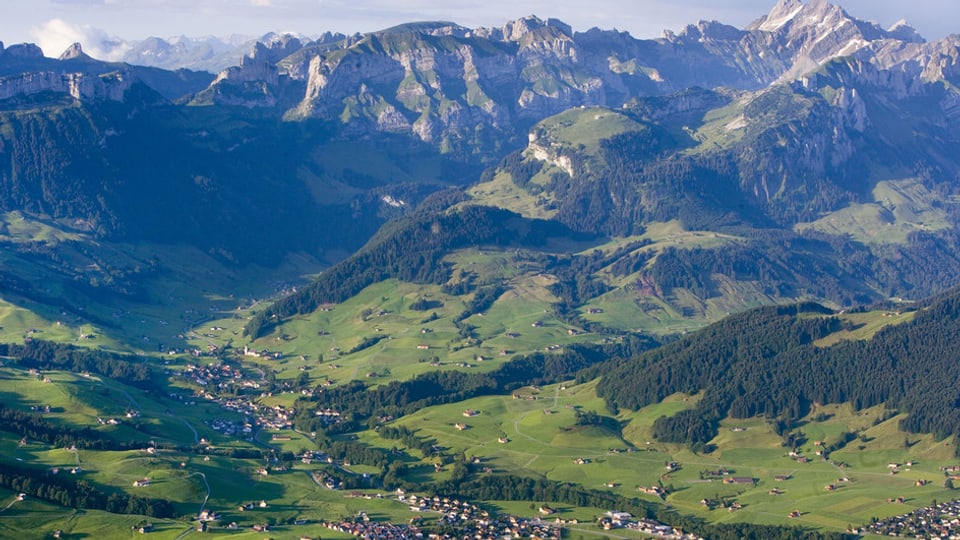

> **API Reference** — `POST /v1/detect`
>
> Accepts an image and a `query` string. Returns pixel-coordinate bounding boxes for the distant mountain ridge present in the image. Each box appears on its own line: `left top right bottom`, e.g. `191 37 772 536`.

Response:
186 0 960 153
0 40 213 101
4 1 956 132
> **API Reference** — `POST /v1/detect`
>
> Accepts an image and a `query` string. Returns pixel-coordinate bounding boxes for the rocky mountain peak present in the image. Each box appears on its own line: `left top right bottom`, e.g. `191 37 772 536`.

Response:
315 31 348 45
742 0 900 83
244 41 271 64
4 43 44 59
676 20 746 42
502 16 542 41
424 23 471 37
494 16 573 43
750 0 805 32
195 37 288 106
59 42 90 61
256 33 304 62
235 36 303 69
756 0 850 34
219 45 275 83
887 19 925 43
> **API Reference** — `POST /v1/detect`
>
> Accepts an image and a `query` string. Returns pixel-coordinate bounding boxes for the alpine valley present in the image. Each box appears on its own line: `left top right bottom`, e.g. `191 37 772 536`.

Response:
4 0 960 538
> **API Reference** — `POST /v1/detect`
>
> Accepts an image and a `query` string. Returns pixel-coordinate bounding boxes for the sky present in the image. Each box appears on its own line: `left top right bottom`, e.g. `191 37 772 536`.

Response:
2 0 958 60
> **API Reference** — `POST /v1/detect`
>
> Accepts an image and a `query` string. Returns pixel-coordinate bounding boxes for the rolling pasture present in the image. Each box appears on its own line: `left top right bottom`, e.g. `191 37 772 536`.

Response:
362 379 959 535
0 274 955 539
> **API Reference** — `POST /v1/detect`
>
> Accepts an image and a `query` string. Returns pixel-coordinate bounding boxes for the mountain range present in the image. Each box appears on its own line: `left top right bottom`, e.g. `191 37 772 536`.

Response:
2 0 960 342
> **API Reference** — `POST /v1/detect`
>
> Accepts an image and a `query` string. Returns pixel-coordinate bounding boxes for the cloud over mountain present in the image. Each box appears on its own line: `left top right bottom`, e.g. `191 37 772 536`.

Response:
29 18 128 60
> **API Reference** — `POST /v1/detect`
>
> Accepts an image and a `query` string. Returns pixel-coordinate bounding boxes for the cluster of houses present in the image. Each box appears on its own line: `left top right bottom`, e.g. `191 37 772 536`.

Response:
298 449 335 466
174 360 314 438
698 496 742 512
323 516 419 538
197 509 220 522
314 408 342 425
26 368 52 383
787 449 813 464
237 500 271 512
200 395 274 437
206 415 246 437
639 485 666 499
400 493 485 516
601 511 700 539
864 498 960 537
242 345 282 359
181 361 245 390
398 492 562 539
131 523 153 534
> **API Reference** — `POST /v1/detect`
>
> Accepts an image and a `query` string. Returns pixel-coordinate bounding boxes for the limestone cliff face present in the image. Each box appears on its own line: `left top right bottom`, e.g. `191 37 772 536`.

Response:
0 42 211 103
292 16 620 149
192 37 308 107
215 42 281 86
0 68 135 102
276 4 960 152
0 43 135 101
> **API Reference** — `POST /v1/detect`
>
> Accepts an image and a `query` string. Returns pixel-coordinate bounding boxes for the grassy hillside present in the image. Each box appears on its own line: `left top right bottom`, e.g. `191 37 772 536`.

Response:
0 217 328 353
0 288 950 539
796 179 953 244
334 377 958 534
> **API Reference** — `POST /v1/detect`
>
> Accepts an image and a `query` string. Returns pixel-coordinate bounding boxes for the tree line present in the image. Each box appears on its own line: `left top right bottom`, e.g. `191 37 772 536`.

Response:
0 404 147 451
597 291 960 451
294 338 652 428
0 461 176 518
0 340 152 387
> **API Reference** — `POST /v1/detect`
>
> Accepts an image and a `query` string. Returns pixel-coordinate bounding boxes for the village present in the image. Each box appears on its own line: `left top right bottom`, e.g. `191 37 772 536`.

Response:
323 492 563 539
317 491 701 540
865 498 960 537
170 354 342 440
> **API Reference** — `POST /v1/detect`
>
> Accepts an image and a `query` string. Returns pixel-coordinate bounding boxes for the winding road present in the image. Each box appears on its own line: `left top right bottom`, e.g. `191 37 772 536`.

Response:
0 495 22 514
173 471 211 540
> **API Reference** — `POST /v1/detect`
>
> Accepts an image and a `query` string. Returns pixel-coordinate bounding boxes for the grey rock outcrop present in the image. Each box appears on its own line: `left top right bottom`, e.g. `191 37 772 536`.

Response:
274 2 960 149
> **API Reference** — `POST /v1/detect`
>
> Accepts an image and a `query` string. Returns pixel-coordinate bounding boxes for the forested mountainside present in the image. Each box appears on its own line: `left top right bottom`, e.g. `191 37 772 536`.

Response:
594 287 960 451
0 95 462 263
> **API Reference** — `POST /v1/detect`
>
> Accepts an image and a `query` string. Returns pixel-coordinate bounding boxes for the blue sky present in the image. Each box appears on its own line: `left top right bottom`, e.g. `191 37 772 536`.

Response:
2 0 957 60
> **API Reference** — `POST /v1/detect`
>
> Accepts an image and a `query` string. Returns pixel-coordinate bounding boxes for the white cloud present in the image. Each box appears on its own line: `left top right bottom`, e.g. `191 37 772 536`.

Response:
29 18 129 60
251 0 273 6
